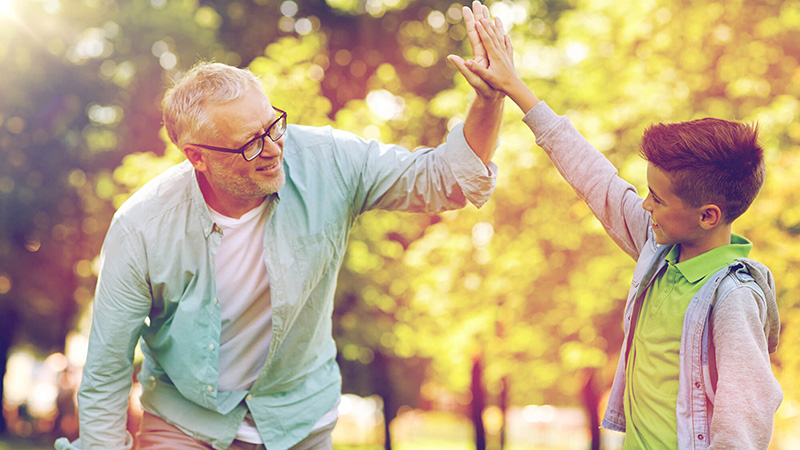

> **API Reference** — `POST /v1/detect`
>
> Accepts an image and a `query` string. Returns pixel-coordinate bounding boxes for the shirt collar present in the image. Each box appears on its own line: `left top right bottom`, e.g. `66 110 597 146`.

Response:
189 165 217 238
190 162 282 238
672 234 753 283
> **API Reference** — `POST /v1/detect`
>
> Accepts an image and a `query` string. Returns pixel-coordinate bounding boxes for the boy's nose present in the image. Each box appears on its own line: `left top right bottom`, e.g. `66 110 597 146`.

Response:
642 195 653 212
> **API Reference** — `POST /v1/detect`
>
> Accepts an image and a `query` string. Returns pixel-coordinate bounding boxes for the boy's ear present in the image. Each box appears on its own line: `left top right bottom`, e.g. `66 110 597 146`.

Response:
699 204 723 230
184 146 208 172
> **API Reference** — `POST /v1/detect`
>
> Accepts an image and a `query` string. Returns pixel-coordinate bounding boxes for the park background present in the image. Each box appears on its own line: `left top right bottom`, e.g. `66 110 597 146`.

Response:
1 0 799 448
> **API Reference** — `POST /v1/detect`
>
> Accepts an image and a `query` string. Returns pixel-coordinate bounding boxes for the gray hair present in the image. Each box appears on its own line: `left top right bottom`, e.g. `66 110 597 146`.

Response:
162 61 263 148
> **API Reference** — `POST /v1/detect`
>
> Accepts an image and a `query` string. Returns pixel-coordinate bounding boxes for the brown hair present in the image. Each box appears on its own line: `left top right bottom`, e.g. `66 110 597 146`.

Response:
640 118 765 223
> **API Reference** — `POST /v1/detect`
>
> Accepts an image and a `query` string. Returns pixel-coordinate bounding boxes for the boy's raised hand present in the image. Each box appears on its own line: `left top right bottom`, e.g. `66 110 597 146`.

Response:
468 17 541 113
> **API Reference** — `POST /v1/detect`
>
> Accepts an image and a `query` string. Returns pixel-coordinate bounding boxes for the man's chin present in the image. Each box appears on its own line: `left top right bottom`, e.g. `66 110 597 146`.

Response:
256 171 285 195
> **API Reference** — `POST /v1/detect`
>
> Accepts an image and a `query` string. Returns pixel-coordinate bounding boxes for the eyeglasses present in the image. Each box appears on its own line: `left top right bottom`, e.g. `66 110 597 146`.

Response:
190 107 287 161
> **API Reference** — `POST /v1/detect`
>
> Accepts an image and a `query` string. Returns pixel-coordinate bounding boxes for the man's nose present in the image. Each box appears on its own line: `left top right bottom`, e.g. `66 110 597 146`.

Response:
261 137 283 157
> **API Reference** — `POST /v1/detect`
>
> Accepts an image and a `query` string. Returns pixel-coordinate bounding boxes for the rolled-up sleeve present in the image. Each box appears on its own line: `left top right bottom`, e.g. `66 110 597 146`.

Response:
330 122 497 214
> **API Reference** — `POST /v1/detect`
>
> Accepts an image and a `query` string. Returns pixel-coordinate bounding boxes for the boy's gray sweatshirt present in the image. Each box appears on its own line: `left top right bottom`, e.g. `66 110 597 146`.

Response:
522 101 782 449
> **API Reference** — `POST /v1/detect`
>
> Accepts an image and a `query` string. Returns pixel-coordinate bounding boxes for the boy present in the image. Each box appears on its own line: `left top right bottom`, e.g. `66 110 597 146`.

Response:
451 13 783 448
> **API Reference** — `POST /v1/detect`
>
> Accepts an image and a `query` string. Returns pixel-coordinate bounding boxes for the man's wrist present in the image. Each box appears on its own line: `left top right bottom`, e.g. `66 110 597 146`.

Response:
472 91 505 109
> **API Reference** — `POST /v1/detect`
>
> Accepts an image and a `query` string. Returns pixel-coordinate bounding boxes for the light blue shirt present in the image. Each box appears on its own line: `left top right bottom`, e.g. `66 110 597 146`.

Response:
57 123 496 450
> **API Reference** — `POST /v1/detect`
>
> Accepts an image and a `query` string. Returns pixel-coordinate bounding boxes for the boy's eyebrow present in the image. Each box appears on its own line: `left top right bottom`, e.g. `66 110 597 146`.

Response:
648 187 664 203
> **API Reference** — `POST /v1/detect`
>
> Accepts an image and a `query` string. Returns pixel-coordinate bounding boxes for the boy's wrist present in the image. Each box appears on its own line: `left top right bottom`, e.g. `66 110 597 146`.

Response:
508 78 540 113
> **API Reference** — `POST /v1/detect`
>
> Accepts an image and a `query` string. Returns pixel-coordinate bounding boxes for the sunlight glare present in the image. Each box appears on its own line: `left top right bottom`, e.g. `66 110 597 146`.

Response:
0 0 14 17
366 89 405 121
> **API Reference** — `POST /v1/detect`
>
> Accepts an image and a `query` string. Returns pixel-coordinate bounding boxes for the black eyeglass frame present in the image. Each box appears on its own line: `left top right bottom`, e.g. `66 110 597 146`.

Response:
189 107 287 161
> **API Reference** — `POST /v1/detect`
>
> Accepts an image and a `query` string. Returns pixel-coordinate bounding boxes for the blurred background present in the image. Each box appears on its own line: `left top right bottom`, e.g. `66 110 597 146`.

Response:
1 0 798 449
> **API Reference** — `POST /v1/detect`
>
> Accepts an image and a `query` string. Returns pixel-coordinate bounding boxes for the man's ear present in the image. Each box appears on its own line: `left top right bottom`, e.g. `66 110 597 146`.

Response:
699 204 723 230
184 145 208 172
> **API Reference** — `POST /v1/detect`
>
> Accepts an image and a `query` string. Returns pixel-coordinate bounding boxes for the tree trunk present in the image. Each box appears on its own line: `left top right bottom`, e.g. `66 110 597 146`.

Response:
581 368 600 450
471 355 486 450
0 306 18 435
373 351 393 450
499 375 508 450
0 341 7 435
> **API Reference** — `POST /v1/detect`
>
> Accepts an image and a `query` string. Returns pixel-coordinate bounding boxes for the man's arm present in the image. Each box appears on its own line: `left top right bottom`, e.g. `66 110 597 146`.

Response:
447 1 505 167
57 218 150 450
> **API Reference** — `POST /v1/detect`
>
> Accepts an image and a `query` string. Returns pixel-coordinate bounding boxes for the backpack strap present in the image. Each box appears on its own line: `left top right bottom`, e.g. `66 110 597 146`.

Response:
701 261 765 403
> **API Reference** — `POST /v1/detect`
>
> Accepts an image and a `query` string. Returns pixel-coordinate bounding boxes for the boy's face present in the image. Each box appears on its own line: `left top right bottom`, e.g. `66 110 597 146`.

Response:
642 163 705 247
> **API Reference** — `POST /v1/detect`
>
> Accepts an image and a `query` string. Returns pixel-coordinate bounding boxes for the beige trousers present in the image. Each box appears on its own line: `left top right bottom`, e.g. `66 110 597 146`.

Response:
136 412 334 450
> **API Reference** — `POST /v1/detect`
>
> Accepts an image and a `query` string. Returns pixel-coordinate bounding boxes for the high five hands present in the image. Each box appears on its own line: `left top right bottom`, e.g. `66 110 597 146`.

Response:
449 1 540 112
447 1 510 100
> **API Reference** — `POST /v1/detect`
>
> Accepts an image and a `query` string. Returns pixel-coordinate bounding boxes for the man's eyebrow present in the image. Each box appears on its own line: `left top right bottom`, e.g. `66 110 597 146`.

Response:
238 118 272 144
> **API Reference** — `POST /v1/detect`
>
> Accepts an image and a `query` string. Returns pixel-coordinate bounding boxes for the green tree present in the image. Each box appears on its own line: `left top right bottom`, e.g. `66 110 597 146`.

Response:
0 0 228 433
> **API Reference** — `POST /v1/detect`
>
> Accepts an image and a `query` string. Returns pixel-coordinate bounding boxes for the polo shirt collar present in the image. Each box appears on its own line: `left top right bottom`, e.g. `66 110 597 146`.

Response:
672 234 753 283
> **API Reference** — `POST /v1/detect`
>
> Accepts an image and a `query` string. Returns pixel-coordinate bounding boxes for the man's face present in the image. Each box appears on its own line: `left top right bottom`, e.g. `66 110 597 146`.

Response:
641 163 704 247
197 86 285 203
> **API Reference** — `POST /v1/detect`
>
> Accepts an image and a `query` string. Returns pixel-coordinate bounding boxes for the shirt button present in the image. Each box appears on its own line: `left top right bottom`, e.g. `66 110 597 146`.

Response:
213 298 219 305
207 385 214 392
698 434 704 440
246 394 253 401
695 381 702 389
209 344 215 351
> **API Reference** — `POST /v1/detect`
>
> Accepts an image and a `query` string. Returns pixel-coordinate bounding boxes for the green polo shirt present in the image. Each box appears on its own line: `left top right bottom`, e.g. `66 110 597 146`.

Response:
623 235 752 448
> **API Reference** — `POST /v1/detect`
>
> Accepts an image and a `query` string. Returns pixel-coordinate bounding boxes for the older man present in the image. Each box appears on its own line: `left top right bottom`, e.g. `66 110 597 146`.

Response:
56 3 502 450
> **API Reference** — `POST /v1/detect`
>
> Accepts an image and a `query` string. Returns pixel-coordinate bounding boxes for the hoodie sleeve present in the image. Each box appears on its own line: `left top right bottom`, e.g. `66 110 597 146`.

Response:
522 102 651 261
708 284 782 449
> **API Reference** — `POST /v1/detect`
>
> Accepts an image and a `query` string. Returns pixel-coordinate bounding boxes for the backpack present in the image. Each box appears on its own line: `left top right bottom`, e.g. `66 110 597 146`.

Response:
701 261 765 403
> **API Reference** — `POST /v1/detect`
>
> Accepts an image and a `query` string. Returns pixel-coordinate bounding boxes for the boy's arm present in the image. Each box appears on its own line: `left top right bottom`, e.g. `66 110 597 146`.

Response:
523 105 651 259
467 16 651 259
708 288 782 448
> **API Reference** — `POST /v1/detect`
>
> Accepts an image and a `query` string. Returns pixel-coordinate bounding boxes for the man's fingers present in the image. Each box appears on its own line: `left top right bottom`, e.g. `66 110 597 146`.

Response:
463 5 486 65
447 55 485 88
472 1 483 19
463 6 475 27
448 54 466 67
448 55 490 91
465 59 491 80
448 55 477 81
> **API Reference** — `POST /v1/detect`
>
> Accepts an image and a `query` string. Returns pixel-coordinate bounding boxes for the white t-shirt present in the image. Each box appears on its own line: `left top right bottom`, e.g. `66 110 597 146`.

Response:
209 202 273 393
208 202 337 444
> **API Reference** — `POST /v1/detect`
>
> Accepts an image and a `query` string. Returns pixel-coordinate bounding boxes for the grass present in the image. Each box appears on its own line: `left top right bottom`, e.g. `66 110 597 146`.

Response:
0 435 53 450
